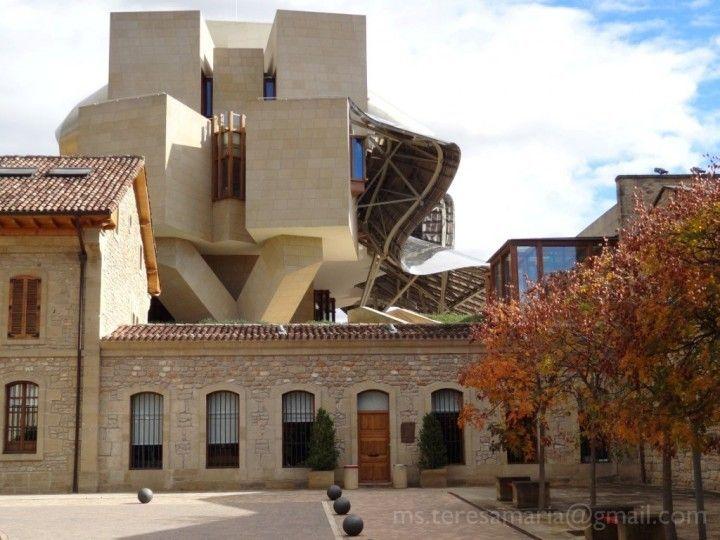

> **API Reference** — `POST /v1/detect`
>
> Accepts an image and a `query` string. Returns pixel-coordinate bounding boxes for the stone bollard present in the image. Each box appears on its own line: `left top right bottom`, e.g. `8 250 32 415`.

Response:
392 464 408 489
343 465 359 490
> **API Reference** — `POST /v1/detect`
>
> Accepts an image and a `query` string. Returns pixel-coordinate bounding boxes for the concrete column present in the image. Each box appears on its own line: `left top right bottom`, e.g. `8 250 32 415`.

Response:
237 235 323 323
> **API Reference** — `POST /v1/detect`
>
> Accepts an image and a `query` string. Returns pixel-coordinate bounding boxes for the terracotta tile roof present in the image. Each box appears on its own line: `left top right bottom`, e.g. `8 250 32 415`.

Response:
0 155 144 215
103 323 475 342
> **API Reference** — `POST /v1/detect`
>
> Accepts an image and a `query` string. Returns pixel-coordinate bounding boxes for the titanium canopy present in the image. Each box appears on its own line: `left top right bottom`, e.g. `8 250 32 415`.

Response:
350 101 488 315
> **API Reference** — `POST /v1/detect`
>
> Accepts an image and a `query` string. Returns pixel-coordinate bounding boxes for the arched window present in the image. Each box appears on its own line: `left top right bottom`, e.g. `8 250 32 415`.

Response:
357 390 389 411
4 382 38 454
130 392 163 469
282 391 314 467
8 276 41 339
431 389 464 464
206 391 239 468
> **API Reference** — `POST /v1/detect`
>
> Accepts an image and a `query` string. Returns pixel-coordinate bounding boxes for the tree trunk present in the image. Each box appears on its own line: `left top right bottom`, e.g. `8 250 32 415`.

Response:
662 436 678 540
589 437 597 507
537 415 547 510
639 441 647 484
692 445 707 540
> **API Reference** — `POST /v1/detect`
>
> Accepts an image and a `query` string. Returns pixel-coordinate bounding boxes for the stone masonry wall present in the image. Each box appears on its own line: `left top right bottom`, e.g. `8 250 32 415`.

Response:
0 356 77 493
96 342 634 492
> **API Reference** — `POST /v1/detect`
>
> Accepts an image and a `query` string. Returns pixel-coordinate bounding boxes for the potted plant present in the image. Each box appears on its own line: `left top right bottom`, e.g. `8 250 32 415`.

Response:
418 413 448 487
306 408 339 489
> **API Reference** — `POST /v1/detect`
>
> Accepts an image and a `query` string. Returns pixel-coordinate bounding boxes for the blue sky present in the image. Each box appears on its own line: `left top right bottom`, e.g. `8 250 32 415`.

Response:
1 0 718 257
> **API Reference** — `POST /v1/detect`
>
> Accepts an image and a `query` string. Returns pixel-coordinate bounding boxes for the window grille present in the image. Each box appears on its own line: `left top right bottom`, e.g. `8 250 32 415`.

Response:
130 393 163 469
4 382 38 454
8 276 41 339
313 290 335 322
282 391 314 467
207 391 240 468
431 389 464 464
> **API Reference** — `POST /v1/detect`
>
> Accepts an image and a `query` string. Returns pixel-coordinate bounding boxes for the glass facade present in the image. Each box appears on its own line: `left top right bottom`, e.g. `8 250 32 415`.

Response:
263 75 276 100
488 238 607 301
542 246 579 274
516 245 538 298
351 136 365 180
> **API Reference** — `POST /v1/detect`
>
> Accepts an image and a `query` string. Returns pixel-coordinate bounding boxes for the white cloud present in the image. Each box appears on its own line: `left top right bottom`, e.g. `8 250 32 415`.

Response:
0 0 717 259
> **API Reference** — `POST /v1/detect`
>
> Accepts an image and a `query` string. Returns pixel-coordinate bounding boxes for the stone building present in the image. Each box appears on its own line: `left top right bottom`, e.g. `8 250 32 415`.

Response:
0 8 648 495
0 156 631 494
55 8 488 325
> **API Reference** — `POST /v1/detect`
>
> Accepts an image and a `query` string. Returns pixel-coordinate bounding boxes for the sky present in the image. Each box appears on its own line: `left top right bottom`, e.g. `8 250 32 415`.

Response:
1 0 719 258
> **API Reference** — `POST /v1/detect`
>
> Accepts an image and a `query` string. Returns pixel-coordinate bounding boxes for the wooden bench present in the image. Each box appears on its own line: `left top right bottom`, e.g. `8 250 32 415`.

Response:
617 513 666 540
583 505 635 540
495 476 531 501
511 480 550 509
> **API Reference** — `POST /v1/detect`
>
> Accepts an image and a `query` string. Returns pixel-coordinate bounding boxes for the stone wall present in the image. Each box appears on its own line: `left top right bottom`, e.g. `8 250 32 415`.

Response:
0 357 77 493
99 189 152 334
109 11 205 113
646 449 720 493
270 10 367 109
95 340 636 492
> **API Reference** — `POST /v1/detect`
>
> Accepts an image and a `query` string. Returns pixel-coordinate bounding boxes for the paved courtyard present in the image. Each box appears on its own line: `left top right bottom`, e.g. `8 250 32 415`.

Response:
0 484 718 539
0 488 519 540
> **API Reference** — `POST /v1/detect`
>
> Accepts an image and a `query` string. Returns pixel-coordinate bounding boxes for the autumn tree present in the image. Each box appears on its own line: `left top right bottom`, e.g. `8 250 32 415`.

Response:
608 171 720 540
524 254 627 508
461 290 570 510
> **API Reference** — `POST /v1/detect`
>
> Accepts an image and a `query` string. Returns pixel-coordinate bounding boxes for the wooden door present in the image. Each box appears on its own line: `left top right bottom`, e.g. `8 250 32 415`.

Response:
358 411 390 483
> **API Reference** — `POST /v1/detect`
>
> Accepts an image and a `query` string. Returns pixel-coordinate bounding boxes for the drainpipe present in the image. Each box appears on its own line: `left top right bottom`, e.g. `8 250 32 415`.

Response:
72 217 87 494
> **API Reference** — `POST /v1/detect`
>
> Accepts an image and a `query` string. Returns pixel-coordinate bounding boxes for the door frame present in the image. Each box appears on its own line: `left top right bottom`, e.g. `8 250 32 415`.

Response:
348 383 398 483
357 409 391 484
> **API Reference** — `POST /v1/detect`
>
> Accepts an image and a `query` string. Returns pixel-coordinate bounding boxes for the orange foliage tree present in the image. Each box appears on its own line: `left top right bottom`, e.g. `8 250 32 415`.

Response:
460 286 572 510
607 172 720 540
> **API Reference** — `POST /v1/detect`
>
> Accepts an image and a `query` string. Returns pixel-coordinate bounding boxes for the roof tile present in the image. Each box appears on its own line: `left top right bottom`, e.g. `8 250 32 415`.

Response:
103 323 474 342
0 155 144 215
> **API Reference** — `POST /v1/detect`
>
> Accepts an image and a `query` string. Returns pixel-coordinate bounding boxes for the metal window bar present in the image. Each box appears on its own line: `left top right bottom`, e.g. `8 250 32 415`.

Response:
4 382 38 454
313 290 335 322
282 391 314 467
207 391 240 468
130 393 163 469
431 390 464 464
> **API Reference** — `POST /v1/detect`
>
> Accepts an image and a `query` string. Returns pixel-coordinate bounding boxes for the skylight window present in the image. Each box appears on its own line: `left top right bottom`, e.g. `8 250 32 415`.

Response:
47 168 93 176
0 167 36 177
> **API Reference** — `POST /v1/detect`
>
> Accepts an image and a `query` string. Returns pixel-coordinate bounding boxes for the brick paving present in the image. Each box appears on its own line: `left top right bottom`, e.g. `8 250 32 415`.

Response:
0 488 524 539
451 482 720 539
326 487 525 539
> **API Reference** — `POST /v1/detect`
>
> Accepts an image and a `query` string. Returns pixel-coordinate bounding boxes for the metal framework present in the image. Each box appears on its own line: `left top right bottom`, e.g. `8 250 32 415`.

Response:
349 102 488 315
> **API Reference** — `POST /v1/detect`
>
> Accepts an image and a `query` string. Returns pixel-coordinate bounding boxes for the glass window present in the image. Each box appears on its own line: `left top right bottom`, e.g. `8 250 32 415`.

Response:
264 75 276 100
357 390 389 411
4 382 38 454
542 246 578 276
516 246 538 298
207 391 239 468
501 253 512 300
431 389 464 464
282 391 314 467
350 136 366 180
130 393 163 469
201 72 213 118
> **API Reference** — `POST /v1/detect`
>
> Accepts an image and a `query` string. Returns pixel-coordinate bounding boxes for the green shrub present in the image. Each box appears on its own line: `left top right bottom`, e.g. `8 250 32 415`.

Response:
418 413 448 470
306 408 339 471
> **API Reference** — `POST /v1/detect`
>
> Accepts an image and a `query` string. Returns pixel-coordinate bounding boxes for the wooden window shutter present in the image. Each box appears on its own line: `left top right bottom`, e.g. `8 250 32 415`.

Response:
24 278 40 337
8 277 41 338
